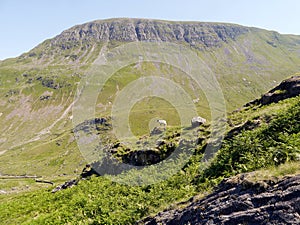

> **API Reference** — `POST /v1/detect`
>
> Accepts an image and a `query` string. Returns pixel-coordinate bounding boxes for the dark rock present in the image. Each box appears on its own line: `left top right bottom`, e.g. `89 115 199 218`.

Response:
52 164 100 193
90 153 131 175
95 117 107 124
28 52 37 57
138 174 300 225
51 179 78 193
73 117 111 133
40 95 51 100
150 127 164 136
113 142 121 148
5 89 19 97
122 149 161 166
156 140 165 146
80 164 98 178
191 116 207 128
246 76 300 107
41 78 60 89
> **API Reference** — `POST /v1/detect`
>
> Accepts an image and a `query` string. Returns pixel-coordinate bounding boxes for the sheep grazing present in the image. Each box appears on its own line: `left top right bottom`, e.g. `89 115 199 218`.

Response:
191 116 206 127
157 119 167 126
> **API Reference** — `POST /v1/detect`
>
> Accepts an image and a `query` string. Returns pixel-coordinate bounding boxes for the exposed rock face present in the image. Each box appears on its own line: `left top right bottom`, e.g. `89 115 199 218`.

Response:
261 75 300 105
73 117 110 133
50 18 249 49
122 149 161 166
245 75 300 106
226 119 261 139
139 174 300 225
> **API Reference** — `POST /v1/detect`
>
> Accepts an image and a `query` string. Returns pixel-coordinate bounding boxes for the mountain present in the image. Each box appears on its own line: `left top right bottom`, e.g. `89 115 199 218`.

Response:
0 18 300 211
0 17 300 183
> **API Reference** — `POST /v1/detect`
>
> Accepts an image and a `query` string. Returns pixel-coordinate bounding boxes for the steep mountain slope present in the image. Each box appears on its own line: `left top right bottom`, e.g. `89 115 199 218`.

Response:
0 75 299 224
0 18 300 182
139 76 300 225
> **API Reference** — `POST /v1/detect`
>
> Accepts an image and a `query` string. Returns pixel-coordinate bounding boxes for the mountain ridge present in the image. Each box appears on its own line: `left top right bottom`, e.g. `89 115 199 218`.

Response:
14 18 299 64
36 18 300 47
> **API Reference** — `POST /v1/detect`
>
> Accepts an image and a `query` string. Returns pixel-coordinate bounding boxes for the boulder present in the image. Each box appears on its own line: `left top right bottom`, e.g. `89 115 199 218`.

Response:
191 116 206 127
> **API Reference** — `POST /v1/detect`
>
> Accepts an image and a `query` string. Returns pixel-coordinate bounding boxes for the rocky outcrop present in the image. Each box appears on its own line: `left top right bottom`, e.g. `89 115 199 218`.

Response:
139 174 300 225
46 18 249 51
73 117 110 133
51 179 78 193
191 116 207 128
52 164 99 193
261 75 300 105
122 149 161 166
245 75 300 107
226 119 261 139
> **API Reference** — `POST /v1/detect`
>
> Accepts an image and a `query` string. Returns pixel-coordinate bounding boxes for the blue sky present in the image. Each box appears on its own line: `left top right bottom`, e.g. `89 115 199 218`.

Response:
1 0 300 60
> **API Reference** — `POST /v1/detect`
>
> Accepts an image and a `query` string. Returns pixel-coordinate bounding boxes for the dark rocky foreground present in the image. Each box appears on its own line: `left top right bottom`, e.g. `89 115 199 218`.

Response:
139 174 300 225
245 75 300 107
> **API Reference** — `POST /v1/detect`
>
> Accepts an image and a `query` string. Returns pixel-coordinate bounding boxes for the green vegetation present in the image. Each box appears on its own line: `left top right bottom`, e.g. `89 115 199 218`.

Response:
199 96 300 181
0 95 299 224
0 19 300 224
1 20 300 170
129 97 181 136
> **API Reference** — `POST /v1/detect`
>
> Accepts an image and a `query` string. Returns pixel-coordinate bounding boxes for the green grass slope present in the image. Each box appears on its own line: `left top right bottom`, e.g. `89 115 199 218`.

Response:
0 90 299 224
0 18 300 204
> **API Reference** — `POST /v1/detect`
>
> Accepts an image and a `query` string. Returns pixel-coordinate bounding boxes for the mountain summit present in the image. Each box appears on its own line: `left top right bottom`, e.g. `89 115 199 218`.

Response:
19 18 300 66
51 18 248 47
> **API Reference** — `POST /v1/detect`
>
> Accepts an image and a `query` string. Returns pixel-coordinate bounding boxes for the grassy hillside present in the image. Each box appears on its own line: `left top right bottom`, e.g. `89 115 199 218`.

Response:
0 19 300 224
0 92 299 224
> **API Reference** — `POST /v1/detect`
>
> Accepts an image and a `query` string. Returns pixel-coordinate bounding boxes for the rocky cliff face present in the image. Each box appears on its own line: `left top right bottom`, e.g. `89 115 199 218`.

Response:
50 18 249 48
140 174 300 225
245 75 300 106
261 75 300 105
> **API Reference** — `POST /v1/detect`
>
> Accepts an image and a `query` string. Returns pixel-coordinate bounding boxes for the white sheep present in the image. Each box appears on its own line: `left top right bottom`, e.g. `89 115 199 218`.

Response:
157 119 167 126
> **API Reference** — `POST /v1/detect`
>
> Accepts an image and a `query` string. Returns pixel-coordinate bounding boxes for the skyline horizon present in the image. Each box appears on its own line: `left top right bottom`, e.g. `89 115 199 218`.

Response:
1 16 300 61
1 0 300 60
